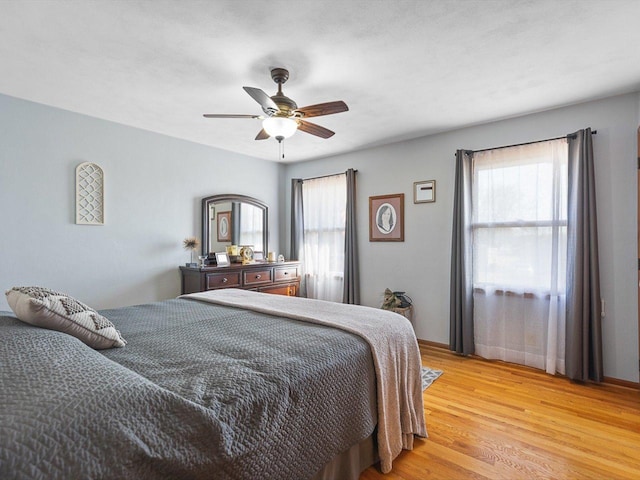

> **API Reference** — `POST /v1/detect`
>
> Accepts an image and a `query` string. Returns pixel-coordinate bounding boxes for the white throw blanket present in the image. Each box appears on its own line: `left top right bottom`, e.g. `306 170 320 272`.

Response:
182 289 427 473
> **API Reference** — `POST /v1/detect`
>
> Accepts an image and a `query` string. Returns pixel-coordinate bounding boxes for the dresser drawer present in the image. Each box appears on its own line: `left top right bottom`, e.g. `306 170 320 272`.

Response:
206 272 241 290
243 269 273 286
259 283 298 296
274 266 299 282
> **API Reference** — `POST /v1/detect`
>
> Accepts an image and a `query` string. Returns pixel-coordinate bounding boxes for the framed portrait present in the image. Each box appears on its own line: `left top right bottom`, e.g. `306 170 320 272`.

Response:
217 211 231 242
215 251 230 267
369 193 404 242
414 180 436 203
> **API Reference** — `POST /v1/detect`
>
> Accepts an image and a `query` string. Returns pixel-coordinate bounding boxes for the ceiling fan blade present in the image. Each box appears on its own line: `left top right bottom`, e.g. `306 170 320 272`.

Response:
255 129 270 140
296 101 348 118
203 114 262 119
297 120 335 139
243 86 279 114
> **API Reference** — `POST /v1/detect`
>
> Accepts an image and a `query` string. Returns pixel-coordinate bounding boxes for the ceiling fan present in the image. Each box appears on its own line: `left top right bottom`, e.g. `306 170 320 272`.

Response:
203 67 348 142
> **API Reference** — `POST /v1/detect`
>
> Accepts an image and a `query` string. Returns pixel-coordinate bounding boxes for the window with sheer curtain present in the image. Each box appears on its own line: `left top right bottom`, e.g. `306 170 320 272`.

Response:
302 174 346 302
472 139 568 374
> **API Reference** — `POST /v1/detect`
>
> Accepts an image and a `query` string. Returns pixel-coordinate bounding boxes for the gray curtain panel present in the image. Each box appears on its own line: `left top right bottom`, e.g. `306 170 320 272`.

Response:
343 168 360 304
290 178 307 297
449 150 475 355
565 128 603 382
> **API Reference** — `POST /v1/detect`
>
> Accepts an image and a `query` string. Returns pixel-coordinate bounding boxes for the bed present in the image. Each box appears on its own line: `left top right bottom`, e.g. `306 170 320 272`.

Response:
0 287 426 479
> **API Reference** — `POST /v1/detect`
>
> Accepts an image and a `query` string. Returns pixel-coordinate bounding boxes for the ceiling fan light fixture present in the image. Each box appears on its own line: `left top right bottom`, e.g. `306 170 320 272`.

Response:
262 116 297 139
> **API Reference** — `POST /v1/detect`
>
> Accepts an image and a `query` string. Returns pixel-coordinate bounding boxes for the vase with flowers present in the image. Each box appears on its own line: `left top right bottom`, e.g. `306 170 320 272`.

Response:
183 237 200 267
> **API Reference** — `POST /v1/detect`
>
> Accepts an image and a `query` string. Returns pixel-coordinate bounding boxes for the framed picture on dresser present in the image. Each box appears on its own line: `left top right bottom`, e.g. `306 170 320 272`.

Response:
215 252 230 267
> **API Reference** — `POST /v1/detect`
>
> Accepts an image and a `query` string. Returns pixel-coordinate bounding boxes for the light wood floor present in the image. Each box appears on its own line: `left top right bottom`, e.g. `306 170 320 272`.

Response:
361 345 640 479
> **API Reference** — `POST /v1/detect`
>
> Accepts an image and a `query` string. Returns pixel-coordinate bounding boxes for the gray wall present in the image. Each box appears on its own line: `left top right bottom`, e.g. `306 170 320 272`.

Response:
0 93 281 310
282 92 640 383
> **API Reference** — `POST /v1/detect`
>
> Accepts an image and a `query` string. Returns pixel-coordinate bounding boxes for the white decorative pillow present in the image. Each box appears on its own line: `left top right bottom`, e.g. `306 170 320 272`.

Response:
5 286 126 349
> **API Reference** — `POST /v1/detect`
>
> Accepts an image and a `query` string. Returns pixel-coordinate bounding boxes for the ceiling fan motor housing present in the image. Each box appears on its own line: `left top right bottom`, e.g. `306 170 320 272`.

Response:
269 68 297 117
270 94 297 117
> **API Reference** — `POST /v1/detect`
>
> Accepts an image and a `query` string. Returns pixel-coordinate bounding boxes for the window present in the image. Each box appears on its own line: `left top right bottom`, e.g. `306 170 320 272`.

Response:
302 174 346 302
472 139 568 374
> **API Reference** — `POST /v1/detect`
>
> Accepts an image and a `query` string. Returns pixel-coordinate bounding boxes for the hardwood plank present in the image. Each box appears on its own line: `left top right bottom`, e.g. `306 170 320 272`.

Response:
361 345 640 479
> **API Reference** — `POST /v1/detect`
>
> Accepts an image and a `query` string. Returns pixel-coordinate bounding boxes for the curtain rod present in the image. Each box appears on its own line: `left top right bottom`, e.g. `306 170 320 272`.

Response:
301 169 357 181
457 130 597 156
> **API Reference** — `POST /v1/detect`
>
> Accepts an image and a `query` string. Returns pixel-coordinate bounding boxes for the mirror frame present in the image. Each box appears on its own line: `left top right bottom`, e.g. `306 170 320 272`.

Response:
201 194 268 256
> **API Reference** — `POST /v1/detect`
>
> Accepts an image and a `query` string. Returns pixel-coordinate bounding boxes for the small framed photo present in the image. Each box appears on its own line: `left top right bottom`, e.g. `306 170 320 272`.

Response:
253 251 265 262
217 211 231 242
369 193 404 242
215 251 230 267
414 180 436 203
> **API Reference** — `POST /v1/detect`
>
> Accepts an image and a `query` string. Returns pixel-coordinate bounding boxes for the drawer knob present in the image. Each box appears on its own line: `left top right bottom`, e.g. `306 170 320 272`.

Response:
283 271 288 275
222 278 228 283
256 274 261 279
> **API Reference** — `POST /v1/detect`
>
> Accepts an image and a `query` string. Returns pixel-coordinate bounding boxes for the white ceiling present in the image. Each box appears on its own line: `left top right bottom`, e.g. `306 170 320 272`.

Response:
1 0 639 163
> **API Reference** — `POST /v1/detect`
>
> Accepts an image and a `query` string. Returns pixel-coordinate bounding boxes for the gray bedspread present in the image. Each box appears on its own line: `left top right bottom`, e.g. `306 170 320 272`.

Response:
0 298 377 480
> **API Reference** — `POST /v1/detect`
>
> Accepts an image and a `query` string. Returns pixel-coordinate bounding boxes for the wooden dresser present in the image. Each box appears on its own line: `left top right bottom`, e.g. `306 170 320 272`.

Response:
180 261 301 296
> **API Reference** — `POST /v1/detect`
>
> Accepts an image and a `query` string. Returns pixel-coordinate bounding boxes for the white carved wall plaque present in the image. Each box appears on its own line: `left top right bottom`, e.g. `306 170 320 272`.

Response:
76 162 104 225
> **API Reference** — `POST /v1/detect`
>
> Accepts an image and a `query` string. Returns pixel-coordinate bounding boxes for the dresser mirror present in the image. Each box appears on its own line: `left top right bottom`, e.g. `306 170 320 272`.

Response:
202 194 268 257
